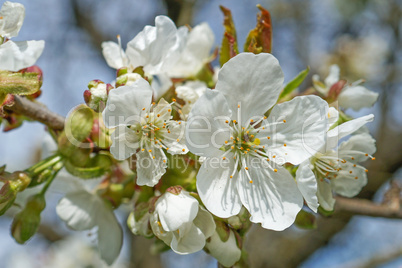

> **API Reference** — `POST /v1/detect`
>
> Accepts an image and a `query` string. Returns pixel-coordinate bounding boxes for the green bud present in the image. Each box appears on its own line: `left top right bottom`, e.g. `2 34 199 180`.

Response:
64 104 95 143
64 160 106 179
116 67 128 77
11 194 46 244
0 182 17 215
295 209 317 229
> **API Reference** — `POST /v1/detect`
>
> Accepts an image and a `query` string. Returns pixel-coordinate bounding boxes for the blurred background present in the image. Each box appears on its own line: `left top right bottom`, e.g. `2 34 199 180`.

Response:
0 0 401 267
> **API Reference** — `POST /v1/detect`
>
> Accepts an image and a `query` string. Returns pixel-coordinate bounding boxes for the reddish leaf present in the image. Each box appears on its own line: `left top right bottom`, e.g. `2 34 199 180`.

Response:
244 4 273 54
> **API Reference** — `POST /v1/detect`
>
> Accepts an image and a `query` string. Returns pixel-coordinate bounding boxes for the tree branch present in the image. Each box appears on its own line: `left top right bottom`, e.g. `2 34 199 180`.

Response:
335 181 402 219
335 197 402 219
5 95 65 130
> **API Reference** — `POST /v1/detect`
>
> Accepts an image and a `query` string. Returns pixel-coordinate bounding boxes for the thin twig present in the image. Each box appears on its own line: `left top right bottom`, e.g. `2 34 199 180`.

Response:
6 95 65 130
335 181 401 219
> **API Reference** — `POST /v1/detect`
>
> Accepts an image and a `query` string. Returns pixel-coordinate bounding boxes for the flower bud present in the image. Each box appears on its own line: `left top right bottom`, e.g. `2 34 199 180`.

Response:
11 194 46 244
0 172 31 215
0 182 16 215
84 80 113 112
115 72 142 88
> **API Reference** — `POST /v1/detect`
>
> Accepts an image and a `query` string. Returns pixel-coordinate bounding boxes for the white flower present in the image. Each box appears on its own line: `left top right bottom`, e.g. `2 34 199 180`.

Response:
150 187 215 254
167 22 215 78
186 53 329 230
0 1 44 71
102 16 214 98
102 78 187 186
175 80 207 119
56 183 123 266
313 64 379 111
296 114 376 211
0 1 24 38
205 230 241 267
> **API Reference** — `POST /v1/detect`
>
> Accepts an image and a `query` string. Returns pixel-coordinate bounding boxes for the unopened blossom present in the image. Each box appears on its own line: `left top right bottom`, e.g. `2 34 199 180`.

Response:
186 52 329 230
296 114 376 211
0 1 44 71
102 16 214 98
175 80 207 119
150 187 215 254
313 64 379 111
102 78 187 186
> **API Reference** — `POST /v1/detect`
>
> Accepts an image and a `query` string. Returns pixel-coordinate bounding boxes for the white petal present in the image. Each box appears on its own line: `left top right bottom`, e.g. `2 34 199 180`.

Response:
56 190 98 231
101 41 126 69
168 23 214 77
0 1 25 38
156 191 199 232
109 126 140 160
102 79 152 128
338 133 376 162
193 206 216 239
197 155 242 218
150 73 173 99
338 86 379 111
330 163 368 197
324 64 340 88
186 89 231 158
316 179 335 211
206 230 241 267
97 204 123 265
326 114 374 150
171 223 205 254
262 95 329 165
215 53 284 122
295 160 319 212
0 40 44 71
136 146 167 187
126 16 179 74
236 161 303 231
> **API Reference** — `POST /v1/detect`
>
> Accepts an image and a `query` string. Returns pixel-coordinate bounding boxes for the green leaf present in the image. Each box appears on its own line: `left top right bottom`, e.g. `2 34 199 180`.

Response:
0 71 41 97
244 4 272 54
294 209 317 229
64 160 107 179
219 6 239 66
279 67 310 100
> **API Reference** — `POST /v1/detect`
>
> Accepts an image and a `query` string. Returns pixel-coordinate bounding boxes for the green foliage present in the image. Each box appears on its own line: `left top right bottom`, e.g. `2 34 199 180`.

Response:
279 67 310 100
0 71 41 99
219 6 239 66
244 5 272 54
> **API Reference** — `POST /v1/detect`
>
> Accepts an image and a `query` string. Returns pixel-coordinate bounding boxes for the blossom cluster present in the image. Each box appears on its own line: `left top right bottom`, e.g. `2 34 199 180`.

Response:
0 2 379 267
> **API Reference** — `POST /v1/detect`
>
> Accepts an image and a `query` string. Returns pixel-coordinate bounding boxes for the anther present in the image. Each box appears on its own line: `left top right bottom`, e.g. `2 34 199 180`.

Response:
274 169 278 172
283 119 286 123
